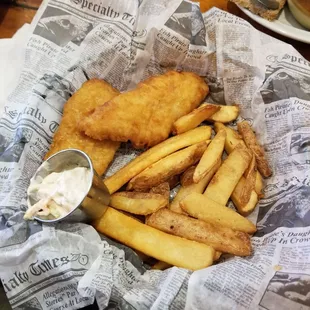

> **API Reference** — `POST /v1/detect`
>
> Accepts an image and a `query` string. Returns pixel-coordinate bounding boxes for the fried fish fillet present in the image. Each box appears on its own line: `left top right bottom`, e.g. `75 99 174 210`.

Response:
79 71 209 148
45 79 120 176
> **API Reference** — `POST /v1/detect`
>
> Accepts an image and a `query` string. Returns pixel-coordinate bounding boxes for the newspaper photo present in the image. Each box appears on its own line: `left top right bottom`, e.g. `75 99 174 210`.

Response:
1 0 310 309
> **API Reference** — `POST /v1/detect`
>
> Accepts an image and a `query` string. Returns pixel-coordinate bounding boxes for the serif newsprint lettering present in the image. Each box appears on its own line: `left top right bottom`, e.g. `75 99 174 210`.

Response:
70 0 135 25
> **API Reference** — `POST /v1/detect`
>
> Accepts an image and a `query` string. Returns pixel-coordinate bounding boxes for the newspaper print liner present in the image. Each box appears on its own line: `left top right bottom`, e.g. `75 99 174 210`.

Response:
1 0 310 309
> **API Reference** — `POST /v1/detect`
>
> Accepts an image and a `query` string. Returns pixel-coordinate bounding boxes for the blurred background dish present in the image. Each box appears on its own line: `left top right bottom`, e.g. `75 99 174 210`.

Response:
238 3 310 43
288 0 310 30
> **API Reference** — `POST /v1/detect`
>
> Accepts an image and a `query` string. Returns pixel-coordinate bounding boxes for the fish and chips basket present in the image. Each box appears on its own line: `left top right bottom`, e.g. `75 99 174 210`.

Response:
1 0 310 309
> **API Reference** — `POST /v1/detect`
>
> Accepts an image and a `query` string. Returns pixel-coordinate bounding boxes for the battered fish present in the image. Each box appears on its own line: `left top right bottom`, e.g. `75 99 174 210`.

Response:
79 71 209 148
45 79 120 175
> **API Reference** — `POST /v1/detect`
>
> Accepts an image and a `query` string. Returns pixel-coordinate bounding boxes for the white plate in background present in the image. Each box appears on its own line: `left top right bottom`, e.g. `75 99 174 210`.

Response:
237 5 310 44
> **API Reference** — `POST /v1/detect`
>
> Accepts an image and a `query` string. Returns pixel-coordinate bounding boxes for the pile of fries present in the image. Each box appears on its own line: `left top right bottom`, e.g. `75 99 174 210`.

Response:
92 103 272 271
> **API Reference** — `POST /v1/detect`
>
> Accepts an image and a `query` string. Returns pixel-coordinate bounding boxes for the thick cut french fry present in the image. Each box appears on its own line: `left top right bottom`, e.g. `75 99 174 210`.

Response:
194 129 226 183
231 179 259 216
152 261 172 270
146 208 252 256
203 145 252 205
206 104 239 123
93 208 214 270
127 141 209 191
244 151 256 179
214 122 264 196
110 192 167 215
231 156 263 216
237 121 272 178
232 174 254 206
234 178 255 210
103 126 212 194
211 123 263 215
149 182 170 203
231 151 259 216
242 191 259 215
214 122 246 154
170 159 221 214
237 153 257 204
172 104 220 135
181 193 257 234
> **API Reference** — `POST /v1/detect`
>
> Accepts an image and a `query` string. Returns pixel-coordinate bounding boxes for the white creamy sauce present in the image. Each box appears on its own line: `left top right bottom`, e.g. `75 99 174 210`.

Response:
24 166 91 220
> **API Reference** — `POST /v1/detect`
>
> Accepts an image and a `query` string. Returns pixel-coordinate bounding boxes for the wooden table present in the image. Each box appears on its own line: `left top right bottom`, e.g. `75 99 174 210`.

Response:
0 0 309 61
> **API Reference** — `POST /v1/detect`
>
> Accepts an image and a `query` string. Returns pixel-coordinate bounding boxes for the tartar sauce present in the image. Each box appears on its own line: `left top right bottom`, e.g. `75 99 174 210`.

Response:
24 166 91 220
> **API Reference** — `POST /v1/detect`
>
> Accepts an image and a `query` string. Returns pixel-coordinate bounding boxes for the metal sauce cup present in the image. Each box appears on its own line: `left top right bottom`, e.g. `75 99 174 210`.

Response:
28 149 109 223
